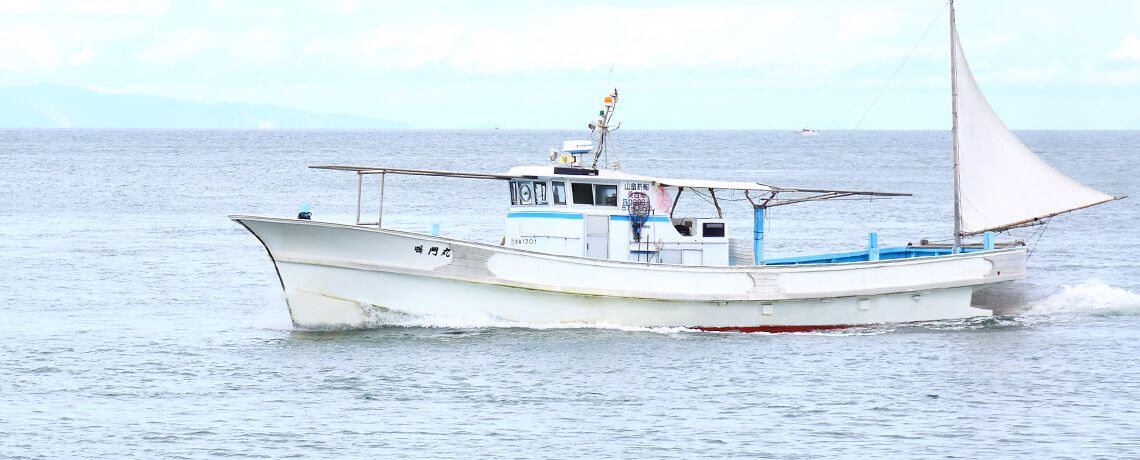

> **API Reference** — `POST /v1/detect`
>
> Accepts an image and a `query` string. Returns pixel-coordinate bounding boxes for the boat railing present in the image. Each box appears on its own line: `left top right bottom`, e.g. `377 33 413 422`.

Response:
762 232 1022 266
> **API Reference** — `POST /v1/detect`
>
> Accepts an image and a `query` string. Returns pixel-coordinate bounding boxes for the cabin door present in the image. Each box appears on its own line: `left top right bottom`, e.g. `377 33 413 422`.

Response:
585 215 609 259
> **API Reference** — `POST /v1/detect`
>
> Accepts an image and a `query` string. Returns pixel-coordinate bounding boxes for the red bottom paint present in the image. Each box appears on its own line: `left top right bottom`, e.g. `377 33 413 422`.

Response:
694 324 854 333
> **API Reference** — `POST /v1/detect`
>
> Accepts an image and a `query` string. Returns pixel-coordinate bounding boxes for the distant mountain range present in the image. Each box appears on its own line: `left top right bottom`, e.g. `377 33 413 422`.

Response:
0 85 408 129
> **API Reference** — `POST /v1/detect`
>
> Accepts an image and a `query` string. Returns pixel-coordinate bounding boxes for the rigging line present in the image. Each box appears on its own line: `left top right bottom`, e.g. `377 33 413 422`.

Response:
1022 218 1049 245
704 193 752 203
1026 217 1052 260
853 0 949 129
707 189 754 202
688 188 719 208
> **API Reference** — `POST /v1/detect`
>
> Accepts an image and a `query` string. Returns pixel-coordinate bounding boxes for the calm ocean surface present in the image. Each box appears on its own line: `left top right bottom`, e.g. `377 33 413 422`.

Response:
2 129 1139 458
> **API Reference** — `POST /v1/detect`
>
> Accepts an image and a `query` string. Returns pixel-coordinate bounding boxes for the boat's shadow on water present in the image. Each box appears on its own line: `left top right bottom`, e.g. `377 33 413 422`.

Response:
972 279 1037 316
279 318 1034 340
286 326 498 341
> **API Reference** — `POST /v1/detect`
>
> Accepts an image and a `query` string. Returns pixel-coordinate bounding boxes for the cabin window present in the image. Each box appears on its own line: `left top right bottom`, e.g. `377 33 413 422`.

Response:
509 182 519 205
518 181 534 205
533 181 548 205
595 184 618 206
702 222 725 238
570 182 619 206
571 183 593 205
552 181 566 205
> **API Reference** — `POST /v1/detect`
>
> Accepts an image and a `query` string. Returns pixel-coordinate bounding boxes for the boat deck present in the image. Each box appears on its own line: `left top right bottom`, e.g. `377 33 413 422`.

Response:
762 243 1020 266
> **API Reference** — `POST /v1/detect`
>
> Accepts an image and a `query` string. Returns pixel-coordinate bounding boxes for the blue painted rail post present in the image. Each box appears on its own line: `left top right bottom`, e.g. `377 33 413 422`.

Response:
869 231 880 261
432 224 440 236
983 231 994 250
753 206 765 265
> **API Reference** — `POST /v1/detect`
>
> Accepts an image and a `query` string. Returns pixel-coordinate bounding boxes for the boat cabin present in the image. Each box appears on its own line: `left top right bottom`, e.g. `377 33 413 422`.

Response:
503 165 730 266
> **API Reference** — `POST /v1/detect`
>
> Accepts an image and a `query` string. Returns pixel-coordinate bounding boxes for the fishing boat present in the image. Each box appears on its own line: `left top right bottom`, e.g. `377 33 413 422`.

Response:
231 1 1121 331
796 128 819 136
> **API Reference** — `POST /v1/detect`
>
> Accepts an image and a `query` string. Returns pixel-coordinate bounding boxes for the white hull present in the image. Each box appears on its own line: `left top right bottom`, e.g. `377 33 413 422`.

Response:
233 216 1026 331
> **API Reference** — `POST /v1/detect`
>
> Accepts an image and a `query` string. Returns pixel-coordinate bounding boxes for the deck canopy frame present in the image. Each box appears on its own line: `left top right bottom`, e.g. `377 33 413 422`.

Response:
311 165 530 226
309 164 911 228
655 178 910 215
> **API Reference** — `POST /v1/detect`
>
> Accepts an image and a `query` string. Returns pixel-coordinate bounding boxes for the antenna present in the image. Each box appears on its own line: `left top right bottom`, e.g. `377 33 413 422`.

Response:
589 88 619 170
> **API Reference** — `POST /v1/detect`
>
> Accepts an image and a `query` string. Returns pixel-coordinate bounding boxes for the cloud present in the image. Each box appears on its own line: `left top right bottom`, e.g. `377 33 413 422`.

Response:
229 28 287 64
1085 35 1140 84
968 32 1018 51
1 2 938 86
0 2 162 74
136 29 218 65
837 9 905 41
1001 65 1063 84
304 5 925 80
1090 68 1140 84
0 0 41 14
69 45 95 65
1110 35 1140 61
337 0 359 14
5 0 1136 129
64 0 171 16
0 25 65 71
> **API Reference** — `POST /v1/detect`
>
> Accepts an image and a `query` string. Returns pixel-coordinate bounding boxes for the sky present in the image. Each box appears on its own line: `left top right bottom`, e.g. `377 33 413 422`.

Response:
1 0 1138 129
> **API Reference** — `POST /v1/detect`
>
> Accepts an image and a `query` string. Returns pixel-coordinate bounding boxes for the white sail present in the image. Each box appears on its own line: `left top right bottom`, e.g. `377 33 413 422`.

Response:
952 29 1116 235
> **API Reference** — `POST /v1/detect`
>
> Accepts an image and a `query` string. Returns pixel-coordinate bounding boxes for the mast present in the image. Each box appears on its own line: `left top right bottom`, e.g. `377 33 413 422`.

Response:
950 0 962 250
590 89 618 170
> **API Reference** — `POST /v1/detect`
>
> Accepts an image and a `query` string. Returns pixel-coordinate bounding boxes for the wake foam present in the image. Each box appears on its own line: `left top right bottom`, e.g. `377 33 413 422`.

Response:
359 307 693 334
1024 280 1140 317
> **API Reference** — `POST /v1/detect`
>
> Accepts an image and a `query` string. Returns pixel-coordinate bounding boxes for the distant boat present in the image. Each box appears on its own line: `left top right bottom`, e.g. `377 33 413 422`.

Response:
230 0 1122 332
796 128 819 136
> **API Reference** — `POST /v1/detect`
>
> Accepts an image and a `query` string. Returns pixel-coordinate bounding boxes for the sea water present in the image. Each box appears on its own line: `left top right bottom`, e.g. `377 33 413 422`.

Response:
1 129 1138 458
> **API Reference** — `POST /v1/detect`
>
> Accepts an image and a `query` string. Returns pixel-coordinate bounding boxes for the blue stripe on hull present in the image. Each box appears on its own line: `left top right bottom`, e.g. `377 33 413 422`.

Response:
610 215 671 223
506 212 672 223
506 212 584 219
